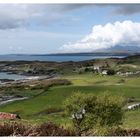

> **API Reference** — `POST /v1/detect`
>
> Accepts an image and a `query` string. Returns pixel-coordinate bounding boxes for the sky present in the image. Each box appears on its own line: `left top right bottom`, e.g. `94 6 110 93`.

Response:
1 4 140 54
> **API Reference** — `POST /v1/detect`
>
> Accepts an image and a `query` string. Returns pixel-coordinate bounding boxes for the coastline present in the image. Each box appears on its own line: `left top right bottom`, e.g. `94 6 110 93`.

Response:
0 54 139 84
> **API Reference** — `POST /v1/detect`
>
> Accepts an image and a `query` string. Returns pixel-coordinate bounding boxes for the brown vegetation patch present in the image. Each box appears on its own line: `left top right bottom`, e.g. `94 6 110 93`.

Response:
29 79 71 90
0 122 76 136
110 127 140 136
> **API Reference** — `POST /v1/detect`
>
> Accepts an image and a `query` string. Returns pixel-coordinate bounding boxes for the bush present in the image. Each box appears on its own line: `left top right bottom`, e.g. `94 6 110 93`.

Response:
107 69 116 75
64 92 125 135
84 67 93 72
94 94 125 126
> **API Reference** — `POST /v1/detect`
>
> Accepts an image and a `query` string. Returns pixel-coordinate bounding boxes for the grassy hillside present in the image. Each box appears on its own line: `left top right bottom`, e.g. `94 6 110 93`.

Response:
0 73 140 128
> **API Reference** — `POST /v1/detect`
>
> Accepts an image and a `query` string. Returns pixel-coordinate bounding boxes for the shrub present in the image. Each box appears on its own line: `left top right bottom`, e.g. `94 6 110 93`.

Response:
94 94 125 126
64 92 89 135
84 67 89 72
107 69 116 75
64 92 125 135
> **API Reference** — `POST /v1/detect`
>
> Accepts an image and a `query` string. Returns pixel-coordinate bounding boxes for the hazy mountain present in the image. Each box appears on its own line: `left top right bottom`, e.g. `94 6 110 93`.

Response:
96 45 140 53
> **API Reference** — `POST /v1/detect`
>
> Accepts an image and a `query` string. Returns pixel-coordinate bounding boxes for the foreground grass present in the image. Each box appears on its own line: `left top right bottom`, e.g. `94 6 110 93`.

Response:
0 73 140 128
124 110 140 129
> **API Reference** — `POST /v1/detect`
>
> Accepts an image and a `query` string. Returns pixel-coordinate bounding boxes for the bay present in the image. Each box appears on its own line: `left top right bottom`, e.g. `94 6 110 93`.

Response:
0 54 127 62
0 72 28 81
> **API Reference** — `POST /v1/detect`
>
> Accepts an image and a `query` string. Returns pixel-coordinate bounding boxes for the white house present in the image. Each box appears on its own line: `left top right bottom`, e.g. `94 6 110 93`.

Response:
128 103 140 110
102 70 107 75
93 66 100 70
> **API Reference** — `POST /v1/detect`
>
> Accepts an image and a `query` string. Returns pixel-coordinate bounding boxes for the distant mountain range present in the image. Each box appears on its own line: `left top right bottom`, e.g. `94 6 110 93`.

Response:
1 46 140 56
96 45 140 53
39 45 140 56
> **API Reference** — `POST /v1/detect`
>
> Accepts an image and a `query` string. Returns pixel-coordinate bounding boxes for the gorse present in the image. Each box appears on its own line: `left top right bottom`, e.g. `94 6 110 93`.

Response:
64 92 125 135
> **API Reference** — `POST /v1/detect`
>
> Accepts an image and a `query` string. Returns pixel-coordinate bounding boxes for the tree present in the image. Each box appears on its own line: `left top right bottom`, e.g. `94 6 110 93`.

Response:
64 92 125 135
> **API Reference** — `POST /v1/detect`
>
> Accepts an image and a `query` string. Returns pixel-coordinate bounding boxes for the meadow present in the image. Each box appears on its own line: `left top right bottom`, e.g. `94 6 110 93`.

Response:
0 73 139 129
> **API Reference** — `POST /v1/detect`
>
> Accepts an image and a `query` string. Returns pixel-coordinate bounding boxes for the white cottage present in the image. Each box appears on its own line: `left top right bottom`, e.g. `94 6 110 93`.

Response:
102 70 107 75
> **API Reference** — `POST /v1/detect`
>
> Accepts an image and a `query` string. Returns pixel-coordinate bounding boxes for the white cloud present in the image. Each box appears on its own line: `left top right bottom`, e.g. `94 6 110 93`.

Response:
60 20 140 53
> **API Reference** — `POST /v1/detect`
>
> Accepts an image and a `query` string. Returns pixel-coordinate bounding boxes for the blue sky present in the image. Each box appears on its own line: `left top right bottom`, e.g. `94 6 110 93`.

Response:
0 4 140 54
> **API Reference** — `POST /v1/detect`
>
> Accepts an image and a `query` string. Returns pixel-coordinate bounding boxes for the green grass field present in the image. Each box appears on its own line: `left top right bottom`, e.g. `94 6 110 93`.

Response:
0 73 140 128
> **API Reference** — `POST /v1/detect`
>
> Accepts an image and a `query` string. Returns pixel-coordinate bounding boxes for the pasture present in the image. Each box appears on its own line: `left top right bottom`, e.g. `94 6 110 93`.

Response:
0 73 140 129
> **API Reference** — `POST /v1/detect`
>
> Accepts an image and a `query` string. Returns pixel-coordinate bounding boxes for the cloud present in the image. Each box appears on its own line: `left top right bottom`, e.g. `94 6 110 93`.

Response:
112 4 140 16
0 4 40 29
0 4 140 30
0 4 91 30
1 4 140 30
60 20 140 53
